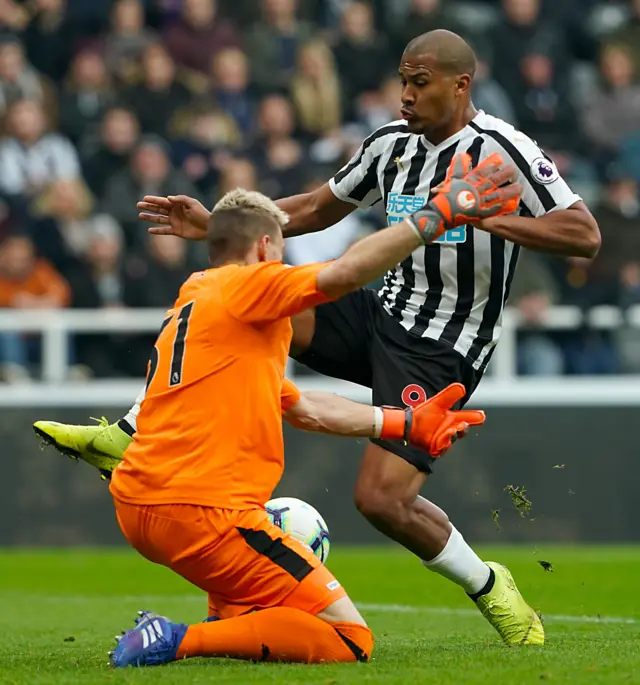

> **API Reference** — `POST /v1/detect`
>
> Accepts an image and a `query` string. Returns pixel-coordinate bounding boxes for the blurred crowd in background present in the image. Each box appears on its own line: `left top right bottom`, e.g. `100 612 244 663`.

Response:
0 0 639 381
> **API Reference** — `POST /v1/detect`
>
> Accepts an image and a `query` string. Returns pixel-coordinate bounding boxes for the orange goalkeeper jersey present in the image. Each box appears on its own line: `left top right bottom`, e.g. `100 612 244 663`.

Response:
110 260 329 509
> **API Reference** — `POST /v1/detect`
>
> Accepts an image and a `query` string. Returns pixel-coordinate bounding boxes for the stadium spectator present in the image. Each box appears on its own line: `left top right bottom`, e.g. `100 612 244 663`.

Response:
391 0 467 57
244 0 314 93
592 177 640 297
247 94 306 198
607 0 640 76
122 43 190 138
163 0 240 76
0 233 70 383
596 177 640 372
0 0 29 33
247 94 298 165
508 250 564 376
0 99 81 200
82 107 140 197
209 48 255 135
171 105 240 196
22 0 75 82
549 254 619 375
581 44 640 170
471 55 517 125
355 73 400 134
65 221 133 377
58 49 114 148
125 234 194 308
291 40 342 136
216 156 259 195
28 178 120 273
104 0 158 85
0 38 52 120
334 1 390 110
490 0 568 98
101 135 197 250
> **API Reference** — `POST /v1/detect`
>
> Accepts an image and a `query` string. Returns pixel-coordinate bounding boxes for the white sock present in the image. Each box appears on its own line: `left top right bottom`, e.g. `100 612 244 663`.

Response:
422 526 491 595
121 385 145 433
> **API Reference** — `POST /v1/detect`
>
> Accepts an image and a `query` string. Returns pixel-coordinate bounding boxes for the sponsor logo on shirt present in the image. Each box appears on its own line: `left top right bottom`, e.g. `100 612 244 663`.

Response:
386 193 467 243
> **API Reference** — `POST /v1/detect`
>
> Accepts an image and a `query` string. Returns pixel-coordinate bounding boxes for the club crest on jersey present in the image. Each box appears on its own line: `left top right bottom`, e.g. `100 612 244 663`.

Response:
386 193 467 244
530 157 558 185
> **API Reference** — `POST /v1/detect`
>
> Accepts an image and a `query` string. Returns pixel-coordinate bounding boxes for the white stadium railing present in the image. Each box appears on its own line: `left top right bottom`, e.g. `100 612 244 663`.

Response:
1 306 640 407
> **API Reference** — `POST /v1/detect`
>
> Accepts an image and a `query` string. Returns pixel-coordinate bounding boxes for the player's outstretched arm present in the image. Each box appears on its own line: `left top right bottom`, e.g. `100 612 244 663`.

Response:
283 384 485 457
137 183 354 241
276 183 355 238
317 153 522 300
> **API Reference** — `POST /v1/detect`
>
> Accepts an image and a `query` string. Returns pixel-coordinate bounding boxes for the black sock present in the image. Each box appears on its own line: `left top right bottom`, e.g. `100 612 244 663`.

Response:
117 418 136 437
467 566 495 602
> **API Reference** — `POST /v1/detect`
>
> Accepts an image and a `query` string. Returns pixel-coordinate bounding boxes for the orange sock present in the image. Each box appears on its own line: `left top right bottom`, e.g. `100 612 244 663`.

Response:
176 607 373 664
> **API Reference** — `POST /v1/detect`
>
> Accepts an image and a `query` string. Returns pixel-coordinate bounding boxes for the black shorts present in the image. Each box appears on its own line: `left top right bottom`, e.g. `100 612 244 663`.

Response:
294 289 483 473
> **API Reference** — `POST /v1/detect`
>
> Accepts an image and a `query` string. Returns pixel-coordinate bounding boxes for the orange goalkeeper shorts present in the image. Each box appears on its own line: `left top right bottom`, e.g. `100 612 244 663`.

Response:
113 499 346 619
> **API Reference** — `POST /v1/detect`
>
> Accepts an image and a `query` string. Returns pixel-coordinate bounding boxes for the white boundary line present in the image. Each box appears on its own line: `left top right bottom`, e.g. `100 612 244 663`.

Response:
22 595 638 626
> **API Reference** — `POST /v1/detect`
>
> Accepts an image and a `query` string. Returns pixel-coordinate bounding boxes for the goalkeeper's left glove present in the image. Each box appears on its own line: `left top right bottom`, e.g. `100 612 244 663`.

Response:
406 152 522 244
379 383 485 457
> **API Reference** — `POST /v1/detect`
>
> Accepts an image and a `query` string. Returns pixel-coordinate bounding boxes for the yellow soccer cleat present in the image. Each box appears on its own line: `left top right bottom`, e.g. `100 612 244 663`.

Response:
474 562 544 646
33 417 133 480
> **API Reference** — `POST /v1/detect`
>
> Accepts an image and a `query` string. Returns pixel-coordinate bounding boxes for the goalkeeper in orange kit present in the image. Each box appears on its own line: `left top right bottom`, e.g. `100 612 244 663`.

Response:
83 153 519 668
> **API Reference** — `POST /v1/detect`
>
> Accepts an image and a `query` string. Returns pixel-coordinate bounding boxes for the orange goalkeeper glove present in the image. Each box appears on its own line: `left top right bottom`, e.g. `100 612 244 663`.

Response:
379 383 486 457
407 152 522 244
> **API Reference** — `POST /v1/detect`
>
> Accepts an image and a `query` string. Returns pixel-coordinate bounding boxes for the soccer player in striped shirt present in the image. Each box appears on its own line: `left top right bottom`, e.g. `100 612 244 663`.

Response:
35 29 600 647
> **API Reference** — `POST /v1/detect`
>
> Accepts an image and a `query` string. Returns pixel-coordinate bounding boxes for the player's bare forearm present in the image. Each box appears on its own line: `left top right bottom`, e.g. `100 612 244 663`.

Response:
477 201 601 258
284 392 376 437
317 221 422 300
277 184 354 238
284 384 486 456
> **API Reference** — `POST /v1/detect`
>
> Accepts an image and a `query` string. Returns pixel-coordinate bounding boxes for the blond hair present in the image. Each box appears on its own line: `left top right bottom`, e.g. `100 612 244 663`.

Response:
207 188 288 264
212 188 289 227
291 41 342 134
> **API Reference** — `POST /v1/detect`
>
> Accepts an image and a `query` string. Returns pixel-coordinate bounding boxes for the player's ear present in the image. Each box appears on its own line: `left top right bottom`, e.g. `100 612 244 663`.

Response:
257 234 270 262
456 74 471 95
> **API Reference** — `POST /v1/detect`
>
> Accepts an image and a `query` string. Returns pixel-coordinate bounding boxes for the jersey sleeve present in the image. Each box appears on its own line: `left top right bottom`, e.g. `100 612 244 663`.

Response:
329 123 406 209
280 378 301 412
479 128 581 218
223 261 331 324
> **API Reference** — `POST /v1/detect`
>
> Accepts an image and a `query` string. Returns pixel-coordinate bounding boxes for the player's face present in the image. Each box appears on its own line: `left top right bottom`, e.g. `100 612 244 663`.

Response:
398 53 468 136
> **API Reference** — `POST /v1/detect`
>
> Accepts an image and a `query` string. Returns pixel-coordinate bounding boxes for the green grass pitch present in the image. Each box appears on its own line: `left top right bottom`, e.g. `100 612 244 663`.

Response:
1 546 639 684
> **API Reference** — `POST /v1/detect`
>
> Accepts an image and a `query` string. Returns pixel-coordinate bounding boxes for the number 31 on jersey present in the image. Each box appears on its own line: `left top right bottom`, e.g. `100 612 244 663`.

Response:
146 301 195 391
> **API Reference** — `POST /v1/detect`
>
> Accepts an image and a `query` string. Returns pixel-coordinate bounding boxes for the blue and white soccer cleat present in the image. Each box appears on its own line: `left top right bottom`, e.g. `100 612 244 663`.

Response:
109 610 188 668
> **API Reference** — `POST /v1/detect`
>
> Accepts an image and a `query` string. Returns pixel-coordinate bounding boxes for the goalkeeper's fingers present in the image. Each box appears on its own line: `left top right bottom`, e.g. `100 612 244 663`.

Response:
452 409 486 427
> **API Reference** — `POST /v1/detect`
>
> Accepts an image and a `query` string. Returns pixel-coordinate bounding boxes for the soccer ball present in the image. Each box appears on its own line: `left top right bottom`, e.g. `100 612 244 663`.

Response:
265 497 331 564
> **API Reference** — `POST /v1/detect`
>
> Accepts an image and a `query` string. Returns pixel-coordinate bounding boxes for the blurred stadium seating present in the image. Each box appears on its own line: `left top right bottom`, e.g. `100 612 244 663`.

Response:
0 0 639 384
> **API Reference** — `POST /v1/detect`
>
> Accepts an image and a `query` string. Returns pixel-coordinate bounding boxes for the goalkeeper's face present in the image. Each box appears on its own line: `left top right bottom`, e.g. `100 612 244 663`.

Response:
398 53 470 137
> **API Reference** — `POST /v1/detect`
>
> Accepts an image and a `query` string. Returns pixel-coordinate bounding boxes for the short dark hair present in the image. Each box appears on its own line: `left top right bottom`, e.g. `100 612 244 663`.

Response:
206 189 288 265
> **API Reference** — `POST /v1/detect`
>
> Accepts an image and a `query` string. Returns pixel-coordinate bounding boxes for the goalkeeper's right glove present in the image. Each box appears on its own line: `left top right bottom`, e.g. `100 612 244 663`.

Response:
407 152 522 244
379 383 485 457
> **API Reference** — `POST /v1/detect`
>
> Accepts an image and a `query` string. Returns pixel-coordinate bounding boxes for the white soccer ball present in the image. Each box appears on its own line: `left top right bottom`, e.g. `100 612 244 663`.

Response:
265 496 331 564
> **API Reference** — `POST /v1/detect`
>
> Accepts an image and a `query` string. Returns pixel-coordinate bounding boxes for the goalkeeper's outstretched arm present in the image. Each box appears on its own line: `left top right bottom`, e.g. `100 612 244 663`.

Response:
283 386 485 457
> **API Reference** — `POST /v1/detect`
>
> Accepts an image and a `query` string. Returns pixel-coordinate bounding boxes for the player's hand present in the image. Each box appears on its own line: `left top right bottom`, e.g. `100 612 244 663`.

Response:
380 383 485 457
137 195 210 241
407 152 522 244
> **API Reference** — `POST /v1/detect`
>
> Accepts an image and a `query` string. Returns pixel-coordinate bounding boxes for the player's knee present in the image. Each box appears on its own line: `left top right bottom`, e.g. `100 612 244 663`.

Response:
354 485 411 529
335 623 374 663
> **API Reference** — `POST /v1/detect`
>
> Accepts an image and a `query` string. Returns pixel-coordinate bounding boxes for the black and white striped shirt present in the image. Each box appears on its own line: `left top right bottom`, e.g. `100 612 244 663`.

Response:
330 111 581 371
